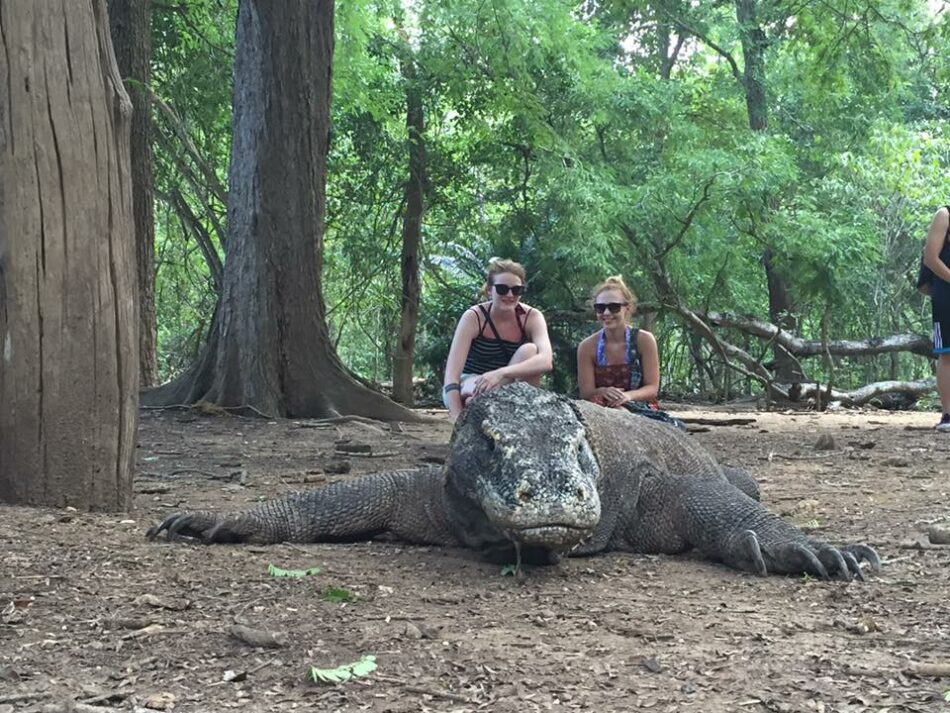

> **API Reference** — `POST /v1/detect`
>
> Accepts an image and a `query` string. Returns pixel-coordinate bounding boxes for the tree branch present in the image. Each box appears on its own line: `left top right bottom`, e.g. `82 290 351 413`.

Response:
704 312 933 358
655 6 743 84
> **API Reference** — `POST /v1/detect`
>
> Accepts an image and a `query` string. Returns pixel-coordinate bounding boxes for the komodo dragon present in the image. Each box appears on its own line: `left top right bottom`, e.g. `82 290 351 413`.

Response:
148 383 880 579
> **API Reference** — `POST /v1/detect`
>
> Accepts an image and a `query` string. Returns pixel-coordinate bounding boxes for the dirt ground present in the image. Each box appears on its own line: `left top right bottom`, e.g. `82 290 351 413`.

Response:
3 402 950 713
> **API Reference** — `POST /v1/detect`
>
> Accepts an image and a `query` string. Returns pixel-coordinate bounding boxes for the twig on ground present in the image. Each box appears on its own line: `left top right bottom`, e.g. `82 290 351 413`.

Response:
759 451 845 461
0 692 51 705
333 450 399 458
167 469 220 478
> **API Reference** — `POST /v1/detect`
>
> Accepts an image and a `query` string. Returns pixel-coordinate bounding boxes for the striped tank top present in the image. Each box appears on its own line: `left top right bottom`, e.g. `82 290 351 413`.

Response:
462 304 530 375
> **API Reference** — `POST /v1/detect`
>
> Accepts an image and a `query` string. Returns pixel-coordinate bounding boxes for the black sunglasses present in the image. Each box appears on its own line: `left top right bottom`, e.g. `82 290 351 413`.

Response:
493 284 525 296
594 302 628 314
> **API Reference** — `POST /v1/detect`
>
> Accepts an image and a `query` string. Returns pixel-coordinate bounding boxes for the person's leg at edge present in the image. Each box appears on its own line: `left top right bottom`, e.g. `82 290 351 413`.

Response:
931 283 950 431
937 353 950 432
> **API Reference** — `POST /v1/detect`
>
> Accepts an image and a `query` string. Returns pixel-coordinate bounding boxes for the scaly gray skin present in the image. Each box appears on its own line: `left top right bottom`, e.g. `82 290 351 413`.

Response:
148 383 880 579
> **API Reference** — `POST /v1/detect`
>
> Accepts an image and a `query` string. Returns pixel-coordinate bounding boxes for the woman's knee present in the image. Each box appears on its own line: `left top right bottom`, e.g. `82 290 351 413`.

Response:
510 342 538 364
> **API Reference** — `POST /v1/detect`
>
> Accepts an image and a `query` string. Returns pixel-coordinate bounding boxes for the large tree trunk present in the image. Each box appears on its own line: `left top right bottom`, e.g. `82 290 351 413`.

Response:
392 55 426 406
108 0 157 386
142 0 416 421
0 0 138 510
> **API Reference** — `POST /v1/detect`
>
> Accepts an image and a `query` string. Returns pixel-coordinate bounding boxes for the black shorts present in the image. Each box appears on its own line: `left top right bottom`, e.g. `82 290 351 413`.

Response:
932 279 950 354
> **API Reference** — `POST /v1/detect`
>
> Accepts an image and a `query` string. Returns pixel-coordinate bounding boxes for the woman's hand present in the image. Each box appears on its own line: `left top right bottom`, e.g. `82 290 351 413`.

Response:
473 369 509 395
598 386 628 407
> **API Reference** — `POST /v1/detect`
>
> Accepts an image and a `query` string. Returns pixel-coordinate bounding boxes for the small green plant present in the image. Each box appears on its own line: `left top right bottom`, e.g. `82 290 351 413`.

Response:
322 587 357 603
500 564 517 577
309 654 377 684
268 564 321 578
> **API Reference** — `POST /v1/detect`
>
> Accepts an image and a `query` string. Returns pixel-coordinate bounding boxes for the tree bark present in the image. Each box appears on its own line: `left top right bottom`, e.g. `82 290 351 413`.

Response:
392 53 426 406
735 0 768 132
141 0 417 421
0 0 138 510
762 247 805 381
109 0 157 386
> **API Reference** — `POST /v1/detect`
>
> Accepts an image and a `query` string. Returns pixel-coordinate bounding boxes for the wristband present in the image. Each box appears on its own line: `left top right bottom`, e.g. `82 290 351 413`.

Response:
443 383 461 394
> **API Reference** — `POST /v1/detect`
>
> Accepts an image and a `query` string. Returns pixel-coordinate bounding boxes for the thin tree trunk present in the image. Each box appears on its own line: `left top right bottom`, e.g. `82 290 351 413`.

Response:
0 0 138 510
109 0 158 386
142 0 417 421
735 0 768 132
735 0 802 383
762 248 805 382
393 55 426 406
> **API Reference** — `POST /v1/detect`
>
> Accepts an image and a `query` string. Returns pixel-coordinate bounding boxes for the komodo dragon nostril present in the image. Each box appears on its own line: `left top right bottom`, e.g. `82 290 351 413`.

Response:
575 487 586 500
517 488 533 502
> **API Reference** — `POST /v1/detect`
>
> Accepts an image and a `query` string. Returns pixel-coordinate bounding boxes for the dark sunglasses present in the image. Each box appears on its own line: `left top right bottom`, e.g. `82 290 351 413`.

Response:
493 284 525 296
594 302 628 314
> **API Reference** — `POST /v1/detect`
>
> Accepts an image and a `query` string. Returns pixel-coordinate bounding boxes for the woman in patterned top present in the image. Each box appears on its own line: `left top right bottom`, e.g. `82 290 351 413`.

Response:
576 275 660 411
442 259 553 421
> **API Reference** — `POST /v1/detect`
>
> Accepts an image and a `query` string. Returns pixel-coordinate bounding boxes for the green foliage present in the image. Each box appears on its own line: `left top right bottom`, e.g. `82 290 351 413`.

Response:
321 587 358 603
150 0 950 398
268 565 322 578
309 655 377 685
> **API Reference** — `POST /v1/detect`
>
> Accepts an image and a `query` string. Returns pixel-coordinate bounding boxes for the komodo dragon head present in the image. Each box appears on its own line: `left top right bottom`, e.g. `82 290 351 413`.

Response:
445 383 601 560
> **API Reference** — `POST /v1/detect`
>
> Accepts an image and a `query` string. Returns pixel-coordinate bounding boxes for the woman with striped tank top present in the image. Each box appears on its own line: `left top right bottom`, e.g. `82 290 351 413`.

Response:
442 259 553 421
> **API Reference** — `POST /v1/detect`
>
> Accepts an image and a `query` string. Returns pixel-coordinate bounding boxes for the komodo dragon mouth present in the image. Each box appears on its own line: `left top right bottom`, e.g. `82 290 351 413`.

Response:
507 524 592 548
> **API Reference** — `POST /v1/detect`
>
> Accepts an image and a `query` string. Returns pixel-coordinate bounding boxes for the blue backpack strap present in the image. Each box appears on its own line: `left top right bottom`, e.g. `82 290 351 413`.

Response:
595 329 608 366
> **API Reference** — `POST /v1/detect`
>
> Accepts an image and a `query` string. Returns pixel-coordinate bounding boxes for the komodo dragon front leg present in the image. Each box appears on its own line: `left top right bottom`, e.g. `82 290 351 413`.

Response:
619 467 880 580
147 466 458 546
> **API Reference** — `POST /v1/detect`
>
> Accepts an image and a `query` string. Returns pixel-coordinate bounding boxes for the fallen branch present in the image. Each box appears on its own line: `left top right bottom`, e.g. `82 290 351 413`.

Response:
907 661 950 677
788 379 935 407
678 416 757 426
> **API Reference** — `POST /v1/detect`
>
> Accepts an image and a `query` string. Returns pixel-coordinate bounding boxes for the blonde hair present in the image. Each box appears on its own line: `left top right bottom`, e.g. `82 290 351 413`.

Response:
480 258 527 299
590 275 637 311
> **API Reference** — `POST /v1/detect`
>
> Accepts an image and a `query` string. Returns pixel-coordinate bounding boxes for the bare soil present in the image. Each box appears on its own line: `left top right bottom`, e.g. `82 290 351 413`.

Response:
3 404 950 713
